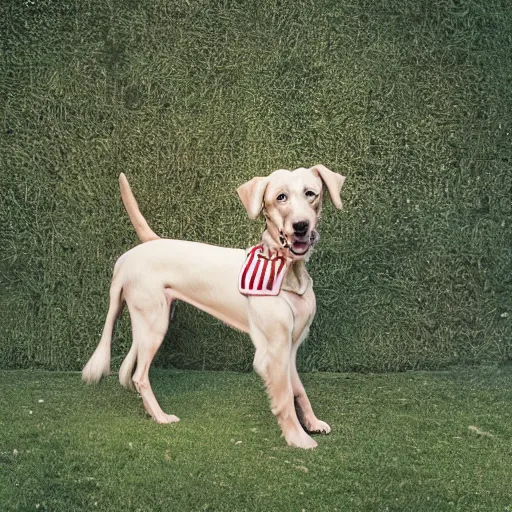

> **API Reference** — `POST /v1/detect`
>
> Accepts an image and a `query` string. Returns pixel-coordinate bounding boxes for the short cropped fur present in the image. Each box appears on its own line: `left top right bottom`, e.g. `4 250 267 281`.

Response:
83 165 345 449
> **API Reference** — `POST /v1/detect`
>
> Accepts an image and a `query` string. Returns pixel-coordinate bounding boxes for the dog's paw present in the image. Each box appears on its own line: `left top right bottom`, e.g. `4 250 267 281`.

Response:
285 430 318 449
155 414 180 424
305 419 331 435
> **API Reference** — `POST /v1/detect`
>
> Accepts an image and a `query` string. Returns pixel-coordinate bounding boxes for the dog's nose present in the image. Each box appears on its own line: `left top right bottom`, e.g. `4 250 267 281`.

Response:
293 221 309 237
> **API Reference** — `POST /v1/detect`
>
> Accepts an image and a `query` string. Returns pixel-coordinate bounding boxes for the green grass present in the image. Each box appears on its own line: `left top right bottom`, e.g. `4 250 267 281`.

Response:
1 367 512 511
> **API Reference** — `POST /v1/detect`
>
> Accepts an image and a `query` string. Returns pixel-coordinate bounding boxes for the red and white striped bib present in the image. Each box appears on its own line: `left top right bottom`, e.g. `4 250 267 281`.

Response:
238 245 288 296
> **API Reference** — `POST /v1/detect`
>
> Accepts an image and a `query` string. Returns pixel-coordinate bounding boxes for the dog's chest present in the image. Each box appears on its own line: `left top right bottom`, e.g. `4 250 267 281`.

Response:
282 288 316 343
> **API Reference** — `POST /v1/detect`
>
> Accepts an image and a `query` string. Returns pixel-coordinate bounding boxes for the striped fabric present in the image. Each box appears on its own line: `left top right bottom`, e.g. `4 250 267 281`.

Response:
238 245 288 296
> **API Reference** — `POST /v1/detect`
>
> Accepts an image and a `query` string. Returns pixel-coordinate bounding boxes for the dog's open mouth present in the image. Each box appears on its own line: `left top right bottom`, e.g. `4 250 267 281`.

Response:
286 231 319 256
290 240 310 255
279 230 319 257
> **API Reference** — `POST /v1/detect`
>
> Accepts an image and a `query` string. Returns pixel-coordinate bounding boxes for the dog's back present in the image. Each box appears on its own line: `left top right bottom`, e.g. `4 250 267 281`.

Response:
118 239 250 333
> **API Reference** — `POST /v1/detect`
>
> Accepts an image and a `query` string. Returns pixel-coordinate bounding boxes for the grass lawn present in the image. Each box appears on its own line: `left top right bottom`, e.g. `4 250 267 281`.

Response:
1 368 511 511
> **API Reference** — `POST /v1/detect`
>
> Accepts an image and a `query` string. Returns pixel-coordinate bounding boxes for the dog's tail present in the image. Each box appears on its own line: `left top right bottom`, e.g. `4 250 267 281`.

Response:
82 274 124 384
119 173 160 243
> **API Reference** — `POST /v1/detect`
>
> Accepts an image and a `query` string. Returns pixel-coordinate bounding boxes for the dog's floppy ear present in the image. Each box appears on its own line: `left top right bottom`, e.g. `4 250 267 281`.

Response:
311 164 346 209
237 177 269 219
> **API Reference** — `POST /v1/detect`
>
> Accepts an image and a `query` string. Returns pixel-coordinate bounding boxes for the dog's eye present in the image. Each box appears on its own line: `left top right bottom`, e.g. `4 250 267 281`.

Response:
276 193 287 202
305 190 317 199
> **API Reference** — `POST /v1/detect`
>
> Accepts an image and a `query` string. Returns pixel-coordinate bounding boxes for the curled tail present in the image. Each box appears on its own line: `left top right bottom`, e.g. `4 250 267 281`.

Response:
119 173 160 243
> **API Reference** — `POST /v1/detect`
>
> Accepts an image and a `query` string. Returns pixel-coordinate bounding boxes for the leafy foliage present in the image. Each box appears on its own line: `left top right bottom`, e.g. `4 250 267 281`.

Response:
1 0 511 371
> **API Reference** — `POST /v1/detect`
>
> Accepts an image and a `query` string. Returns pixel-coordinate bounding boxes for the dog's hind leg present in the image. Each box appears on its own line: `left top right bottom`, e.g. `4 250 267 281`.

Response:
129 291 180 424
119 299 178 391
119 339 138 391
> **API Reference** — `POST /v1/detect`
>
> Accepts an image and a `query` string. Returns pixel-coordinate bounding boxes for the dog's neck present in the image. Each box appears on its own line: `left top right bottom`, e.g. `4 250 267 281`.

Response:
260 230 312 296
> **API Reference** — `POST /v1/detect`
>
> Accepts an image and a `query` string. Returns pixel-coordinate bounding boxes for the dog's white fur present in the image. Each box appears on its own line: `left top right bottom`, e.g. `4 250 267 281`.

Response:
82 165 345 449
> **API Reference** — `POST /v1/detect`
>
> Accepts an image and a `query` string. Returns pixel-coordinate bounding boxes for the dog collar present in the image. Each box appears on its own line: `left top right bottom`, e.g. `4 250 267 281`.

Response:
238 245 288 296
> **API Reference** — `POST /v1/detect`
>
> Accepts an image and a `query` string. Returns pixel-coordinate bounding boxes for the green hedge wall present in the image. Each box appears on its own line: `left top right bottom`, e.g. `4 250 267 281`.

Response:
1 0 511 371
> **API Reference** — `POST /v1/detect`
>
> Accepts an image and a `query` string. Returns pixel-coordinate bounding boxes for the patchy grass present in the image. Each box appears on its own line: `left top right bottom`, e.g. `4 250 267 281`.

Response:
1 367 512 511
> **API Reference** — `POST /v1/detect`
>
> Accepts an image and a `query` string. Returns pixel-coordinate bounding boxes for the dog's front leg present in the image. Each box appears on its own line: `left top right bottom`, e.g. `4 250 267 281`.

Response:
249 300 317 449
290 343 331 435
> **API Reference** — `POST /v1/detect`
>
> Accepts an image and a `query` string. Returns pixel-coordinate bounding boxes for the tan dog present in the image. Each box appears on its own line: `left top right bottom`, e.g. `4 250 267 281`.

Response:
82 165 345 449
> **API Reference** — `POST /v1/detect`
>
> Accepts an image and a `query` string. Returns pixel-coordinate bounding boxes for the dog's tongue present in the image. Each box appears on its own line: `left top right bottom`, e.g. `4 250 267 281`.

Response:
292 241 309 254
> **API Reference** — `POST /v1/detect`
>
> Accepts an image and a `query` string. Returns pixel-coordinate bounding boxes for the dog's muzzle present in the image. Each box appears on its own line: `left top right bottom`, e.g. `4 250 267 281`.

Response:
279 229 319 257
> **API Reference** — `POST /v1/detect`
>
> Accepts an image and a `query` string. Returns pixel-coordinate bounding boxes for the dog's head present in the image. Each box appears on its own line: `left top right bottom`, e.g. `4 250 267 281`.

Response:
237 165 346 260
